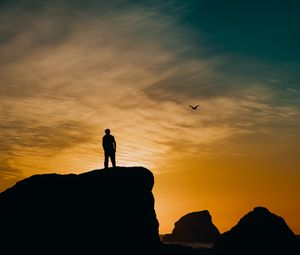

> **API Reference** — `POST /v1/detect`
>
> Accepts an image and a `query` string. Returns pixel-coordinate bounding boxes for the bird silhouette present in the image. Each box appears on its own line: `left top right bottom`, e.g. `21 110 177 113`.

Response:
189 104 199 110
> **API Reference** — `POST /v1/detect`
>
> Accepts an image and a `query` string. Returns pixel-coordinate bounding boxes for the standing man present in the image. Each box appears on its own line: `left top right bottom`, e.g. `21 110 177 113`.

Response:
102 129 116 168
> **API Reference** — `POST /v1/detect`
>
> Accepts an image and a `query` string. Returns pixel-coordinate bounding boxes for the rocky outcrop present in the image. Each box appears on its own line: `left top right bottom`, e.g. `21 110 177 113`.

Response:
163 210 220 243
2 168 298 255
0 167 161 254
213 206 299 255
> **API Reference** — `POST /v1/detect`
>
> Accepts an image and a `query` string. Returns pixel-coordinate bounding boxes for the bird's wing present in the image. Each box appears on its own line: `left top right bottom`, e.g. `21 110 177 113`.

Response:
188 105 193 108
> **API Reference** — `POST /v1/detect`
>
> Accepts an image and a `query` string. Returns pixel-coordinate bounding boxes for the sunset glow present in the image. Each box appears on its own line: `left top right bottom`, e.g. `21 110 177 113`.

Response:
1 0 300 234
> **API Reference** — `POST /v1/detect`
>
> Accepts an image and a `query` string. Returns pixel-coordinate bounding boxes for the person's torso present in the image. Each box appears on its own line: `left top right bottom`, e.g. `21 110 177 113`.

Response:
103 134 115 150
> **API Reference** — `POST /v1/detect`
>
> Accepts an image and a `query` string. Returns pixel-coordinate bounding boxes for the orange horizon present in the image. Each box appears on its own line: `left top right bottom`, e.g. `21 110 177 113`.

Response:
1 158 299 235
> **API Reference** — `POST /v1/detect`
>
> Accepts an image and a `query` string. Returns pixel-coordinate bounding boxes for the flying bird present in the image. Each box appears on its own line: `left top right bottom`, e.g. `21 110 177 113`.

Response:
189 104 199 110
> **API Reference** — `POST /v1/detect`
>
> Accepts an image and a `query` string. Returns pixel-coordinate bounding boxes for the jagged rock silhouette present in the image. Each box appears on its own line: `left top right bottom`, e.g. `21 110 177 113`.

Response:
163 210 220 243
1 168 298 255
213 206 299 255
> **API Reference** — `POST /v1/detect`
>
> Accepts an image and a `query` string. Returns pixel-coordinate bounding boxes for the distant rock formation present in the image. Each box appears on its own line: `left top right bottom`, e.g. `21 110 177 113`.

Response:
213 206 299 255
0 167 162 254
163 210 220 243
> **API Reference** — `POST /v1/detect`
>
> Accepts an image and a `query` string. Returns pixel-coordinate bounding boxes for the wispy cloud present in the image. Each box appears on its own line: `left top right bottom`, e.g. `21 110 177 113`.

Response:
1 0 300 191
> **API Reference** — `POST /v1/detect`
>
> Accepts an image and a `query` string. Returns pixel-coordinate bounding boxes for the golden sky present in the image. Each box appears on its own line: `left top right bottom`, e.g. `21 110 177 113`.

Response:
1 0 300 234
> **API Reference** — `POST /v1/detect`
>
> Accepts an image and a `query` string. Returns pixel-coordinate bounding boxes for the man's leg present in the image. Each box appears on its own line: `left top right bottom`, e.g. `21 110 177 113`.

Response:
104 151 109 168
110 152 116 167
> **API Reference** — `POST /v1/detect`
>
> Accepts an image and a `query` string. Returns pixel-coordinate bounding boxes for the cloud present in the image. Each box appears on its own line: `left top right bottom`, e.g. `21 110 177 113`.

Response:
0 0 193 184
0 0 300 191
0 156 24 191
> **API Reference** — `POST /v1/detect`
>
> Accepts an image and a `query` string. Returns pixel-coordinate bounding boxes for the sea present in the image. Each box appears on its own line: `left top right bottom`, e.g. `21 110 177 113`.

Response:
162 241 214 249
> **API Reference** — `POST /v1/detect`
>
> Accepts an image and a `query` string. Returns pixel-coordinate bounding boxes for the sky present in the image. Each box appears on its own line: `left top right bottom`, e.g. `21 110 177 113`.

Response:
1 0 300 234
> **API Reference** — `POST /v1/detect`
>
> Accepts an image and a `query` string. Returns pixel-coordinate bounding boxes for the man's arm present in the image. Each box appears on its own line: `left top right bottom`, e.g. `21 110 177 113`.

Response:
113 137 116 151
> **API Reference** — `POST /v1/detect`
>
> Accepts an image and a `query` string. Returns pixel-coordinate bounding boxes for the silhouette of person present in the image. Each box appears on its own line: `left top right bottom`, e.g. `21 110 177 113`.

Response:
102 129 116 168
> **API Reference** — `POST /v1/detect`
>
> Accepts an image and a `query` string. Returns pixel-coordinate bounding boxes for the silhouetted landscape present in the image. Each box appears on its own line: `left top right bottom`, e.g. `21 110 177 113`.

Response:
0 166 299 255
1 2 300 254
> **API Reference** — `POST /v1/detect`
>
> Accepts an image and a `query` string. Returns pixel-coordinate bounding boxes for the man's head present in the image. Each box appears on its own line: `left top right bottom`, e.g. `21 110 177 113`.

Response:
105 129 110 134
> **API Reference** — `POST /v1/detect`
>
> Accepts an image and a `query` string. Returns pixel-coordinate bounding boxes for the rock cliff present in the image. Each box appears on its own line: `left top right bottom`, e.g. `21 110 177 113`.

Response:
163 210 220 243
213 206 298 255
0 167 160 254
